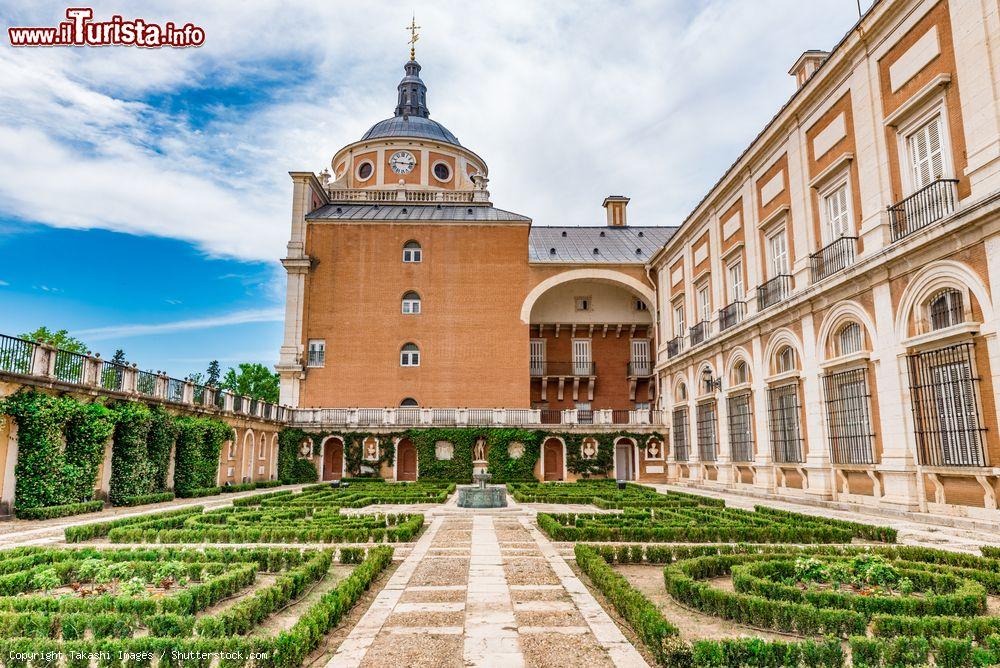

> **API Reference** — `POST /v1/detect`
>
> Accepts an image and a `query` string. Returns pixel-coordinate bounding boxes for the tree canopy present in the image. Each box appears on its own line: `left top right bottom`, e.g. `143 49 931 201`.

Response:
222 363 279 403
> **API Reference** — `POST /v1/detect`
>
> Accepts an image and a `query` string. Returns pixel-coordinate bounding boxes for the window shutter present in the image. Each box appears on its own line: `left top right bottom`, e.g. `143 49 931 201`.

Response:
927 116 944 180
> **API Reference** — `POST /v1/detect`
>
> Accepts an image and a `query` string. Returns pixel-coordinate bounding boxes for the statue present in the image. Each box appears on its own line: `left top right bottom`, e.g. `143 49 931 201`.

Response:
474 437 487 462
365 437 378 461
582 439 597 459
646 440 661 459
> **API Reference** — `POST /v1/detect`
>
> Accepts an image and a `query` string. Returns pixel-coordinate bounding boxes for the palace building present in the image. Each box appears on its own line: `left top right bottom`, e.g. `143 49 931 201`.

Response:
274 0 1000 518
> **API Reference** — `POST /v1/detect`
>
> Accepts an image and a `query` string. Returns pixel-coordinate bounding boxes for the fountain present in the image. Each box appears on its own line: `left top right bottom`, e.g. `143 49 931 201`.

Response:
457 472 508 508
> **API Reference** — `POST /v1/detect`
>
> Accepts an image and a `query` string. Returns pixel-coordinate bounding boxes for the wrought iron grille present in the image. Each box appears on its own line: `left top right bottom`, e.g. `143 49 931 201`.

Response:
689 321 709 346
757 275 792 310
906 342 988 467
100 361 127 391
727 392 754 462
53 349 86 384
767 383 804 463
719 301 746 331
929 289 963 331
167 378 185 403
821 368 876 465
696 401 718 462
888 178 959 242
810 236 857 283
136 370 156 396
214 389 225 409
667 337 683 359
192 384 206 405
672 407 690 461
0 335 34 374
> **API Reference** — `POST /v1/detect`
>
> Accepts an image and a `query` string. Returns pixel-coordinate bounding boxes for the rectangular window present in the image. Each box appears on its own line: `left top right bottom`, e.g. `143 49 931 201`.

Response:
307 340 325 367
767 383 803 463
574 296 591 311
907 114 945 190
630 339 650 375
673 304 686 337
768 230 789 277
824 183 851 242
696 401 718 462
672 407 690 461
728 261 744 302
572 339 592 375
907 343 986 467
697 285 711 323
529 339 546 376
822 368 875 465
727 392 754 462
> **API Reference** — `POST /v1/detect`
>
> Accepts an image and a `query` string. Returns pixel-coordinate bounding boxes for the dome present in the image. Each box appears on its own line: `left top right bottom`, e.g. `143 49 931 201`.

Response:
358 58 462 147
361 115 461 146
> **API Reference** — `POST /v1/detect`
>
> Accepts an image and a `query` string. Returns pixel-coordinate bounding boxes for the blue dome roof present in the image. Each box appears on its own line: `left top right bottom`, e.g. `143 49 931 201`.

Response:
361 115 461 146
359 59 462 147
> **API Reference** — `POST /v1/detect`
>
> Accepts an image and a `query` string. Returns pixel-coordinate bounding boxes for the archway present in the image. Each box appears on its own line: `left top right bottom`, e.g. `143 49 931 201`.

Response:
615 438 636 481
322 437 344 481
396 438 417 481
243 431 255 482
543 438 564 481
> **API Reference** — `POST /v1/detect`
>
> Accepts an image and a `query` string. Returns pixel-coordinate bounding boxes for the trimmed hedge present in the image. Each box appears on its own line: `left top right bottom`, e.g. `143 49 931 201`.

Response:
112 492 174 507
64 506 204 543
15 501 104 521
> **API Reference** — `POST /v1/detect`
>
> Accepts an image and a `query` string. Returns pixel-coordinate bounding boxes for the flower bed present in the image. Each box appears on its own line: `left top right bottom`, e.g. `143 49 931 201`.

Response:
539 505 895 544
577 542 1000 666
0 545 392 665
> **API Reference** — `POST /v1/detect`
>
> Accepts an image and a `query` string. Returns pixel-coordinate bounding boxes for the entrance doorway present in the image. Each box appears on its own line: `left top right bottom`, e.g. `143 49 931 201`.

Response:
543 438 564 481
397 439 418 481
322 438 343 481
615 439 635 481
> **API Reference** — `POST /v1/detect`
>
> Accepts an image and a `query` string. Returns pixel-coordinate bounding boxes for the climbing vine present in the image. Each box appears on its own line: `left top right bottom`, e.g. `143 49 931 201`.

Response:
108 403 178 505
1 390 114 512
557 431 662 477
277 428 322 484
343 432 399 477
173 416 230 496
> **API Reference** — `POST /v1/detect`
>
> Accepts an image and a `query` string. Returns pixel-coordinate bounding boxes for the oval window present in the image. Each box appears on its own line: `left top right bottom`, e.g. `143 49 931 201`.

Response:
357 161 374 180
433 162 451 182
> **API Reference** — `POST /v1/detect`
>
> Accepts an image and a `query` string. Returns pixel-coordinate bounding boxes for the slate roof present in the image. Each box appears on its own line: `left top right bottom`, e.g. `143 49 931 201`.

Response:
361 116 461 146
306 203 530 222
528 226 677 264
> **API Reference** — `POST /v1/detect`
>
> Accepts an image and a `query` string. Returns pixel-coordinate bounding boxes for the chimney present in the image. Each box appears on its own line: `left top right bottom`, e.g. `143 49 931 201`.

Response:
603 195 630 227
788 50 829 88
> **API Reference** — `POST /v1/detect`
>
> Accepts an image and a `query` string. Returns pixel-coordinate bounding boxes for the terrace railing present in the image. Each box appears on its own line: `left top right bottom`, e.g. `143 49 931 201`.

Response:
757 274 792 310
53 349 87 385
810 236 857 283
667 336 684 359
530 361 597 377
888 178 959 242
0 335 35 375
689 321 709 347
718 301 746 332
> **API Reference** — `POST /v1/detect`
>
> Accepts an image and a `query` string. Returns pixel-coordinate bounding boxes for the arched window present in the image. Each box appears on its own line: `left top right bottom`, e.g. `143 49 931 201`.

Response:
402 291 421 315
403 241 422 263
400 343 420 367
775 346 796 374
675 382 687 402
929 289 963 330
836 322 863 356
400 397 418 407
732 360 749 385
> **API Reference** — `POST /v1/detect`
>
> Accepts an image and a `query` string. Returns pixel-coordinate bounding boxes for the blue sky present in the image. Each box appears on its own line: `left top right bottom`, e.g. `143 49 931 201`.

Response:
0 0 873 379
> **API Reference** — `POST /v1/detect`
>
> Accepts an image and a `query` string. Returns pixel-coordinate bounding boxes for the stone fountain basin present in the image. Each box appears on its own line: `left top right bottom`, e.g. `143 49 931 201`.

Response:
457 484 508 508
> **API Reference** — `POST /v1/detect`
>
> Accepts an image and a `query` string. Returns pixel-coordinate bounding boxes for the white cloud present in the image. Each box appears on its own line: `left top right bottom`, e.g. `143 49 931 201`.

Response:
0 0 872 259
74 307 284 340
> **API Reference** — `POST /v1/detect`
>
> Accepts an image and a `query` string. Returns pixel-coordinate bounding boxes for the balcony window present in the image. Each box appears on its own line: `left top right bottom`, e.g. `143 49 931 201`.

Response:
823 183 851 242
697 285 711 323
929 289 963 331
400 343 420 367
890 113 957 241
767 383 804 464
630 339 650 376
907 114 945 191
822 368 875 465
728 260 744 302
307 339 325 367
530 339 546 376
907 342 986 467
768 229 789 277
696 401 718 462
673 304 685 337
402 241 422 263
727 392 754 462
402 291 422 314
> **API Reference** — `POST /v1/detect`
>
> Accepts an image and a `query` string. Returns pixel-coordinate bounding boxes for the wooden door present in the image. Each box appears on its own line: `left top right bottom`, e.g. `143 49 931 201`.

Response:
543 440 563 481
397 440 417 481
323 439 343 480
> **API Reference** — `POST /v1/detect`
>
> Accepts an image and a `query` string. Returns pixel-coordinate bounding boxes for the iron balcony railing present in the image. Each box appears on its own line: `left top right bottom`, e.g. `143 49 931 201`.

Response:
529 361 596 377
627 361 652 377
192 384 206 405
167 378 185 403
757 274 793 310
0 335 36 375
214 389 225 409
667 336 683 359
136 370 156 396
810 236 857 283
53 349 87 385
889 178 959 242
719 301 746 332
100 361 128 392
689 321 709 347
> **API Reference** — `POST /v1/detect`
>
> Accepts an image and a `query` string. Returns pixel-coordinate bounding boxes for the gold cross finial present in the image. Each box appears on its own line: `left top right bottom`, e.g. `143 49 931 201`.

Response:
407 14 420 61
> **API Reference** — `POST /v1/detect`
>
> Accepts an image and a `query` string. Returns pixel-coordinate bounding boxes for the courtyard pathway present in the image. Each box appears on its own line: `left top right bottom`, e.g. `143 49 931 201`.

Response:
326 503 647 668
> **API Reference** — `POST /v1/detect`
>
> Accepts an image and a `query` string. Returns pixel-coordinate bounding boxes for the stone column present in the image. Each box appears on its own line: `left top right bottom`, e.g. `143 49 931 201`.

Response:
801 313 833 498
751 335 776 490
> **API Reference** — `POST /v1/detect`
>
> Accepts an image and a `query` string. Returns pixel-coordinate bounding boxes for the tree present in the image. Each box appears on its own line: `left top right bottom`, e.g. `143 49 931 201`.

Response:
111 349 127 365
21 327 88 353
222 363 279 403
187 372 205 385
206 360 221 387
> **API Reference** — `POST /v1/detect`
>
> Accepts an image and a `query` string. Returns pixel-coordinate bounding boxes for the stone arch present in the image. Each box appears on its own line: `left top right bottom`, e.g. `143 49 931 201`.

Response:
725 346 753 385
243 430 256 481
894 260 993 340
321 435 344 481
520 268 657 324
763 327 804 377
817 301 877 360
696 360 716 396
541 436 565 481
672 374 689 403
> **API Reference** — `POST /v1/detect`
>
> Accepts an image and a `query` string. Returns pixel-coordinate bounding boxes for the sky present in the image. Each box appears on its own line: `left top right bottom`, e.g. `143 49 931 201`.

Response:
0 0 873 378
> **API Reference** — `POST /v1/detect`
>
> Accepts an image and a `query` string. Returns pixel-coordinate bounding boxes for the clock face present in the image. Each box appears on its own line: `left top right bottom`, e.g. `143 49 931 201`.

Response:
389 150 416 175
